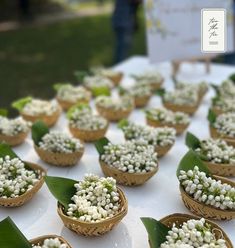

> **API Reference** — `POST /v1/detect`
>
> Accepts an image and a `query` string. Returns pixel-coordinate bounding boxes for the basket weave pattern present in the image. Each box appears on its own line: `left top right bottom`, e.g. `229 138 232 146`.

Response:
205 161 235 177
163 102 198 115
209 126 235 147
30 235 72 248
155 143 174 157
57 97 90 111
134 95 151 108
57 188 128 236
0 131 28 146
107 73 123 87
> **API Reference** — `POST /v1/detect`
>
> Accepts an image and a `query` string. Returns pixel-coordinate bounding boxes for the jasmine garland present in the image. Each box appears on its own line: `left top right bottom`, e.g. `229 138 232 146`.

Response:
32 238 67 248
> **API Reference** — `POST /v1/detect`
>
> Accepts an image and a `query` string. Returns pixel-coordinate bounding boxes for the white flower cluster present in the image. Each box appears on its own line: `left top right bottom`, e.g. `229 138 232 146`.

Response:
69 107 107 131
121 122 176 147
134 70 163 84
164 88 198 106
67 174 120 222
38 131 83 153
0 156 39 198
212 97 235 112
217 80 235 99
95 95 134 111
57 85 91 103
195 138 235 164
83 75 113 89
32 238 67 248
128 84 152 97
22 99 59 116
146 108 190 125
176 81 208 95
178 166 235 210
161 218 226 248
0 116 30 136
91 67 121 77
101 140 158 173
214 113 235 138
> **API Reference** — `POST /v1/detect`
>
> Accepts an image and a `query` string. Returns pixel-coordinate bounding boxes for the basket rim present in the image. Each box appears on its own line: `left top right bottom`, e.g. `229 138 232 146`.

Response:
21 107 61 118
57 187 128 226
95 103 134 113
69 122 109 133
0 130 29 138
56 96 91 104
29 234 72 247
146 116 190 128
210 126 235 141
0 161 46 203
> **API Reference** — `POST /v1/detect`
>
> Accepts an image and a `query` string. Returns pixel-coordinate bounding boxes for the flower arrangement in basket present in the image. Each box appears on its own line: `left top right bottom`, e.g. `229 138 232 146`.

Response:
95 137 159 186
177 150 235 220
185 132 235 177
12 97 61 127
0 108 31 146
141 213 233 248
32 121 84 167
0 143 45 207
145 107 190 135
44 174 127 236
118 119 175 157
54 83 91 111
0 217 72 248
67 104 109 142
208 109 235 147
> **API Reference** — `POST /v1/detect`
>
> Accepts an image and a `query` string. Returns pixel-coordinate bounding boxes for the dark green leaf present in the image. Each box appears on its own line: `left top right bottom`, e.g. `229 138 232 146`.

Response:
74 70 88 82
0 143 19 159
44 176 77 209
95 137 110 155
228 73 235 83
0 108 8 117
141 217 169 248
155 88 165 97
185 132 200 150
207 109 216 125
0 217 31 248
31 121 49 145
118 119 129 129
53 83 71 91
91 86 111 97
210 84 219 94
66 103 90 119
118 86 127 95
11 97 32 112
177 150 211 177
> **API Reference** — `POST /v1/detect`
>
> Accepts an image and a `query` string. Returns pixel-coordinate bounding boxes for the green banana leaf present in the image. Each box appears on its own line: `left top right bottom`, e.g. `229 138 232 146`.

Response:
228 73 235 83
117 119 129 129
0 143 19 159
91 86 111 97
44 176 77 209
53 83 71 91
0 108 8 117
31 121 49 146
118 86 127 96
185 132 200 150
210 83 220 95
94 137 110 155
207 109 217 125
12 97 32 112
0 217 31 248
155 88 166 97
141 217 169 248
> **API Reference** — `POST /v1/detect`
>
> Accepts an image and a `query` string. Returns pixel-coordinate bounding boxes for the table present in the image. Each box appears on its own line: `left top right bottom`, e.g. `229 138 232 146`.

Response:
1 56 235 247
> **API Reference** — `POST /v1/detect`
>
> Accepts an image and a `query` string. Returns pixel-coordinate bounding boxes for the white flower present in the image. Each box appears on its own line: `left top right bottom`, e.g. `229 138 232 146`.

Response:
91 67 121 78
214 112 235 138
101 139 158 173
212 96 235 112
83 75 113 89
175 81 208 95
217 80 235 99
38 131 83 153
32 237 67 248
133 70 163 85
126 84 152 97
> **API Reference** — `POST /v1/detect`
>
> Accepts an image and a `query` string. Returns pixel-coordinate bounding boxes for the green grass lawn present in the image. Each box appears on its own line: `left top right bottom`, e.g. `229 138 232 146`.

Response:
0 13 146 111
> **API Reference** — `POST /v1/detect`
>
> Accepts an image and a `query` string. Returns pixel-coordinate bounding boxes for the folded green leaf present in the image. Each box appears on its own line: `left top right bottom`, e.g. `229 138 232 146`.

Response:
66 103 90 119
210 83 219 94
177 150 211 177
207 109 216 125
95 137 110 155
53 83 71 91
185 132 200 150
0 217 31 248
32 121 49 145
12 97 32 112
155 88 165 97
118 119 129 129
74 70 88 82
118 86 127 96
91 86 111 97
211 96 220 105
0 108 8 117
141 217 169 248
0 143 19 159
44 176 77 209
228 73 235 83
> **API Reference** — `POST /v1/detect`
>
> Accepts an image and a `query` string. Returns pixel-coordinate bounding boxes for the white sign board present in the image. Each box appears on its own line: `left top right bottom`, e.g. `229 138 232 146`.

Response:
145 0 234 62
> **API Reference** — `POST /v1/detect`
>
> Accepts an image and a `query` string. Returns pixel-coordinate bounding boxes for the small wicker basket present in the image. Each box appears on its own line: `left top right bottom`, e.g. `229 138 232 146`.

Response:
155 143 174 157
56 97 90 111
21 108 61 127
204 160 235 177
107 72 123 87
179 175 235 220
134 95 151 108
163 102 198 116
0 162 46 207
146 118 189 135
69 124 108 142
34 145 84 167
211 107 224 116
100 160 158 186
30 235 72 248
57 187 128 236
209 126 235 147
0 131 28 146
96 105 133 122
149 79 164 91
157 213 233 248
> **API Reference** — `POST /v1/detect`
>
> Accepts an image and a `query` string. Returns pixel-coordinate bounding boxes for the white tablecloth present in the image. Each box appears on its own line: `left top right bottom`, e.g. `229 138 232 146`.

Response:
1 56 235 247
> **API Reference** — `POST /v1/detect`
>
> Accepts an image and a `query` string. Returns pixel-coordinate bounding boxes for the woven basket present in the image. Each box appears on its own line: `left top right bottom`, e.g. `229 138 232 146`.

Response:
107 72 123 87
211 107 224 116
149 79 164 91
204 160 235 177
100 160 158 186
34 145 84 167
0 131 28 146
0 162 46 207
30 235 72 248
57 97 90 111
69 124 108 142
57 188 128 236
21 108 61 127
146 118 189 135
156 213 233 248
96 105 133 122
179 175 235 220
209 126 235 147
134 95 151 108
163 102 198 116
155 143 174 157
